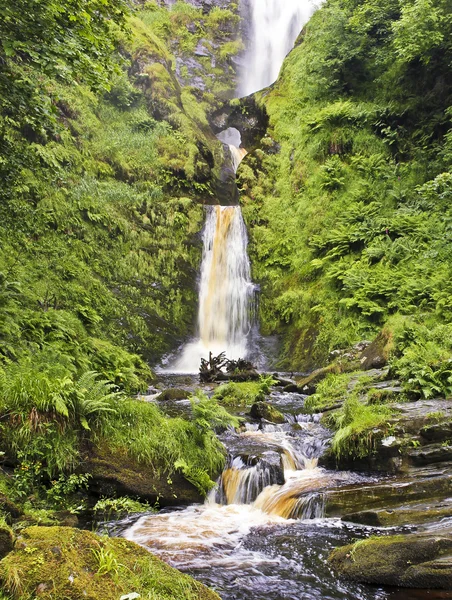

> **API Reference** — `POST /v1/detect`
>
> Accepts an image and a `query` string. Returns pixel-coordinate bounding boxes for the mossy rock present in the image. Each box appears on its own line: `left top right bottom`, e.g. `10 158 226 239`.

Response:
83 444 203 507
342 498 452 527
329 531 452 589
0 522 14 560
295 364 341 395
0 526 220 599
249 402 285 424
156 388 190 401
0 494 22 522
360 329 392 370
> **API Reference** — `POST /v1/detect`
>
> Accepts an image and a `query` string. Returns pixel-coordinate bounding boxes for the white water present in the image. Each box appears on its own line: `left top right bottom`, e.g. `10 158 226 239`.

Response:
239 0 316 96
172 146 252 373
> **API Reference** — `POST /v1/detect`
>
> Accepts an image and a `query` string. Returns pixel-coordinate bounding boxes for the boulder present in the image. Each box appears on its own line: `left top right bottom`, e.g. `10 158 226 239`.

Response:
295 363 343 395
0 526 221 599
156 388 190 401
360 330 392 370
83 444 204 507
329 530 452 589
249 402 285 424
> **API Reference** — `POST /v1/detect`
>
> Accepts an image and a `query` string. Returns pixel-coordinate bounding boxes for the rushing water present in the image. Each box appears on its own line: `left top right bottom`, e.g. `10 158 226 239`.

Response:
239 0 316 96
122 390 394 600
172 141 253 373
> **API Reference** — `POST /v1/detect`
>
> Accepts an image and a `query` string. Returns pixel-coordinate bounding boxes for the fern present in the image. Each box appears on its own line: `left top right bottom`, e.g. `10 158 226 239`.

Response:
70 371 121 432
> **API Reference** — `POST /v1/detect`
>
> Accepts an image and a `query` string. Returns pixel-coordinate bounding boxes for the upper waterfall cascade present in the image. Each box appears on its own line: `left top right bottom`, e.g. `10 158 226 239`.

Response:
169 2 314 372
239 0 316 96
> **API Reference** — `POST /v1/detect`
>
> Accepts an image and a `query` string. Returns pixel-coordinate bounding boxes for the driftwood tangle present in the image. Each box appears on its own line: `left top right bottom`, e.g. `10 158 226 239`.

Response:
199 352 259 383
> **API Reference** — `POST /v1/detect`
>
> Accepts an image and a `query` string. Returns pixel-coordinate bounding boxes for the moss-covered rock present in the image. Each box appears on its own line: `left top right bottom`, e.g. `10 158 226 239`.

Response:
84 445 203 507
0 522 14 560
295 364 342 395
359 329 393 371
342 499 452 527
249 402 285 424
0 526 220 599
329 531 452 589
156 388 190 401
0 495 22 522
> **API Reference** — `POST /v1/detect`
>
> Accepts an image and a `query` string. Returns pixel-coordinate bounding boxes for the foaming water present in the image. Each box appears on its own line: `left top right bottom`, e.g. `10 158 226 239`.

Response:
173 203 254 372
122 394 397 600
239 0 316 96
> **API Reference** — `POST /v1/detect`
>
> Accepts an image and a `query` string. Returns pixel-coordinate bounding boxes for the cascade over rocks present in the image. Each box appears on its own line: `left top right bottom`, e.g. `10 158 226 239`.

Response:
210 97 270 152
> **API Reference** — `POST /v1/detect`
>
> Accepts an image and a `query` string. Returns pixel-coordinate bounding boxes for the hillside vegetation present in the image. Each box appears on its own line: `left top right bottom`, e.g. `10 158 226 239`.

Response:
0 0 245 516
240 0 452 398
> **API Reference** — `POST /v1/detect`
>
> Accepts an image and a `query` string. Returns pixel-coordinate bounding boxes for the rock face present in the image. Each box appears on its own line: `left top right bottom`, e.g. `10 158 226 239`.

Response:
83 444 204 507
0 526 221 600
0 522 14 560
329 530 452 589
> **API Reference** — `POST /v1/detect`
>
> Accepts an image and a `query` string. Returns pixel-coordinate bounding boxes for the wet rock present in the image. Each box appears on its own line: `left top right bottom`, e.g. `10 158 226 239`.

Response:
421 421 452 443
156 388 190 401
0 522 14 559
406 443 452 466
250 402 285 424
342 498 452 527
283 384 298 393
324 465 452 518
329 530 452 589
83 444 204 507
393 400 452 435
210 96 269 151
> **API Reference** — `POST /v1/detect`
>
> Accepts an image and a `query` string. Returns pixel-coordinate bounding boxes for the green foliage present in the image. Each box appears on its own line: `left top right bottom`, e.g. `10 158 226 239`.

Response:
242 0 452 376
106 398 227 494
93 496 152 517
46 473 91 513
190 391 241 431
212 376 274 407
329 396 394 459
304 373 351 412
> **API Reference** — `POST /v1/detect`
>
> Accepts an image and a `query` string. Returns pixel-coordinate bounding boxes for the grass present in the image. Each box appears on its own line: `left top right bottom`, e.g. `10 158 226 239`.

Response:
329 396 395 459
0 526 220 600
212 376 274 408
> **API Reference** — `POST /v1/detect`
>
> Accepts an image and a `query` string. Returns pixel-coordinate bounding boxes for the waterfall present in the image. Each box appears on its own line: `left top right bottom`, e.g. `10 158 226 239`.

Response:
239 0 315 96
173 145 253 373
169 1 315 372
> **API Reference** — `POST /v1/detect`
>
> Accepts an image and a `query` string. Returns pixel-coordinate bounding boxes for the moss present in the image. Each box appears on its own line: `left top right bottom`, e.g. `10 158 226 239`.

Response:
156 389 190 401
0 520 14 560
329 532 452 589
84 443 204 507
249 402 285 424
0 526 220 599
213 381 266 408
296 364 342 395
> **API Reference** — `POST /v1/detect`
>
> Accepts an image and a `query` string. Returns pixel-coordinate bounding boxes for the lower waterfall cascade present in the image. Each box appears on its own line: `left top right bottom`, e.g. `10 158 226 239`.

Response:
121 388 401 600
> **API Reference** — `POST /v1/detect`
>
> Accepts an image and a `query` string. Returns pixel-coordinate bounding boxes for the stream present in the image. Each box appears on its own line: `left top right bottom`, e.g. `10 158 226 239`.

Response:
118 383 451 600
